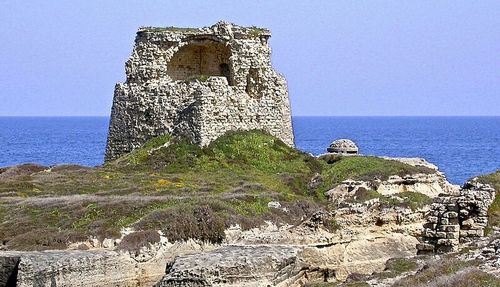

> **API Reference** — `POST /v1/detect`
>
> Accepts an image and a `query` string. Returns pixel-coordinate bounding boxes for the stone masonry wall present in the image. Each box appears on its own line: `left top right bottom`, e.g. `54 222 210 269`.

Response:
105 21 294 161
417 178 496 254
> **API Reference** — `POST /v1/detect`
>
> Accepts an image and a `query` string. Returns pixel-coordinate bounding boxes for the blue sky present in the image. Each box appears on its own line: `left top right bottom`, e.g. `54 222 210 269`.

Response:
1 1 499 116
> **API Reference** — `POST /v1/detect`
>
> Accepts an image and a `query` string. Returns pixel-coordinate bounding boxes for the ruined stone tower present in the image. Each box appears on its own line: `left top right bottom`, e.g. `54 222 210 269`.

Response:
105 21 294 161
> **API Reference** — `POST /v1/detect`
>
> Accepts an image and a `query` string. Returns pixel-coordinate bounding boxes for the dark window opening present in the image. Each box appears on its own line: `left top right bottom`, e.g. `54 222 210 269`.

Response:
167 40 233 85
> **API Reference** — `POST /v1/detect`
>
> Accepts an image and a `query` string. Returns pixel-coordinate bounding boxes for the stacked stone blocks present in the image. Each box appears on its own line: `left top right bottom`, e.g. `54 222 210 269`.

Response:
418 179 496 254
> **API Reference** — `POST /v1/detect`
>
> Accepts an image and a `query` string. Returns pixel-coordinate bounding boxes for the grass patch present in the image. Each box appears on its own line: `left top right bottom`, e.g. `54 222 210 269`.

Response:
184 74 210 83
344 189 431 211
324 219 341 232
380 192 432 211
352 188 380 202
392 257 479 286
116 134 171 165
320 156 434 190
248 26 270 37
140 26 198 33
306 282 370 287
118 230 161 253
477 170 500 229
374 257 418 279
0 130 438 250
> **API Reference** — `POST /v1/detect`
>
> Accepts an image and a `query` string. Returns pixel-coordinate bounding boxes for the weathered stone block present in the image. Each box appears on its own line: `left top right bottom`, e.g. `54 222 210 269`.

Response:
423 223 437 229
443 211 458 218
437 239 458 246
444 225 460 232
425 229 436 237
427 216 438 223
435 232 447 238
416 243 434 252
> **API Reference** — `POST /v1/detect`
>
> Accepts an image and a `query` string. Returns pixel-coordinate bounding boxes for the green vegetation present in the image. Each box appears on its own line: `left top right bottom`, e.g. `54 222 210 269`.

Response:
140 26 199 33
375 257 419 279
0 130 437 250
184 74 210 83
118 230 161 253
248 26 270 37
324 219 341 232
392 257 500 287
477 170 500 230
319 156 434 189
381 192 432 211
306 282 370 287
344 188 431 211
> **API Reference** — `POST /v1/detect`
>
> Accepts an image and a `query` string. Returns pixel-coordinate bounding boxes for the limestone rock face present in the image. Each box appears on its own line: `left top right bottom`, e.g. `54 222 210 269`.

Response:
0 250 141 287
327 172 455 202
0 256 19 286
157 246 301 287
105 21 294 161
0 240 215 287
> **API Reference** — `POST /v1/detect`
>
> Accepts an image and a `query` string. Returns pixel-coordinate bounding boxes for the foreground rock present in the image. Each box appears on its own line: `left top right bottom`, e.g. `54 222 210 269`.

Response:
0 256 19 286
157 246 301 287
0 250 140 287
0 213 420 287
0 240 216 287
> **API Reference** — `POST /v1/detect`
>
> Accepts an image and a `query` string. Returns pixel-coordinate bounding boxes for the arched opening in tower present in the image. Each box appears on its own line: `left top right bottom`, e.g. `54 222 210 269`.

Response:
167 40 233 85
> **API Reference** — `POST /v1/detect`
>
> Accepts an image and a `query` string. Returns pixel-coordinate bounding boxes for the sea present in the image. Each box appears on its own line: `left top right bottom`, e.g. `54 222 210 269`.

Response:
0 116 498 185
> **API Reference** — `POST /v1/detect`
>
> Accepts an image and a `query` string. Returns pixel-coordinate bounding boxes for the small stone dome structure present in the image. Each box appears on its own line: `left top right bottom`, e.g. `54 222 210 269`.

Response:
327 139 359 154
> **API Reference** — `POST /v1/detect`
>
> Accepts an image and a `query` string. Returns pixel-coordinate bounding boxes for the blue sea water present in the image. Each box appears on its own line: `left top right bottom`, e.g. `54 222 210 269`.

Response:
0 116 498 184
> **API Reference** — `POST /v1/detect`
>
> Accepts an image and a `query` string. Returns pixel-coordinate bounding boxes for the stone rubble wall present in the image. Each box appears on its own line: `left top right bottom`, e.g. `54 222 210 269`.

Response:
105 21 294 161
417 178 496 254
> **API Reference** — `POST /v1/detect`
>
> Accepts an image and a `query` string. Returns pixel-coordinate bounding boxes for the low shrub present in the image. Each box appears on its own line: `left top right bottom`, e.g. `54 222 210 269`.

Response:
118 230 161 252
134 204 226 243
7 229 86 251
375 257 418 279
392 257 487 287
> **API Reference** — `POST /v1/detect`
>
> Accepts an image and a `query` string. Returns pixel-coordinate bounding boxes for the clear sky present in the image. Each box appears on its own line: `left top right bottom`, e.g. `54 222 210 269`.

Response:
1 1 499 116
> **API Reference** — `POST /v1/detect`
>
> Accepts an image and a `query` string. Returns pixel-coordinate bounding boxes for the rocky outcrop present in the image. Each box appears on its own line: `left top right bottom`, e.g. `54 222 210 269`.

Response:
327 173 454 201
0 223 419 287
0 240 216 287
155 234 419 287
0 250 140 287
157 246 301 287
0 256 19 287
418 178 496 254
105 21 294 160
327 158 457 201
152 205 421 286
